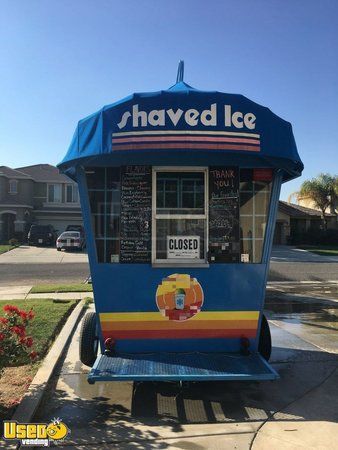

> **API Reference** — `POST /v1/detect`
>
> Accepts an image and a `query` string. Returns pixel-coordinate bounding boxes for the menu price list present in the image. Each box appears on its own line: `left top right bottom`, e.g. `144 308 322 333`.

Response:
120 166 152 263
208 167 240 263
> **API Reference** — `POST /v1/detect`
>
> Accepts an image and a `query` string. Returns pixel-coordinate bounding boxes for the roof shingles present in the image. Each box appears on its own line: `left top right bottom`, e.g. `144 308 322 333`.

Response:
0 166 33 179
279 201 334 217
15 164 74 183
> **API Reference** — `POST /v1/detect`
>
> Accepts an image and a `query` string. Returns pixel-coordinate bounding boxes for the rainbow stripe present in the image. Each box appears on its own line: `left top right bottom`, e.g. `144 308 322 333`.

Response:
111 130 261 152
100 311 259 340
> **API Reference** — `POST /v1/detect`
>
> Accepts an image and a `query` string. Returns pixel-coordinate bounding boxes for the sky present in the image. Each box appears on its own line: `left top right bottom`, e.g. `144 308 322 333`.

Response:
0 0 337 200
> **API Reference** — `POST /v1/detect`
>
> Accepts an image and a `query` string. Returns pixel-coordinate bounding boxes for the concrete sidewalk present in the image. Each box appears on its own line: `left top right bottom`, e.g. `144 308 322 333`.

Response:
252 367 338 450
0 285 93 301
0 285 32 300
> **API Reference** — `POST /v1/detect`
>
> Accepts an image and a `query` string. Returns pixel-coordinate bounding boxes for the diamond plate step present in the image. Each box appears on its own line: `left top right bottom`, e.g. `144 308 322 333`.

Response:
88 352 278 383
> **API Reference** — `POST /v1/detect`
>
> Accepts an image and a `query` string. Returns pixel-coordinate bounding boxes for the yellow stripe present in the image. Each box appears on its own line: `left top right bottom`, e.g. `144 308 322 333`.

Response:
100 311 260 322
112 130 261 139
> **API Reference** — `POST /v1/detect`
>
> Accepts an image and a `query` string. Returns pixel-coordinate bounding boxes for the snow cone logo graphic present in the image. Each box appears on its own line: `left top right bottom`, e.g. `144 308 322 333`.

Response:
156 274 204 321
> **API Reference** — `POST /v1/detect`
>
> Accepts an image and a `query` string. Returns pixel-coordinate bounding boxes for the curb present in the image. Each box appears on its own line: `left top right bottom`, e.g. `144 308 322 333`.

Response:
25 292 93 300
11 300 85 423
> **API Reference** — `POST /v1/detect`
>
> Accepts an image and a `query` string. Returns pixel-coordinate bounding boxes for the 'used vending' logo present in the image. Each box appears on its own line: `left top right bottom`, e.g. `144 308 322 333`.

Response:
2 418 70 447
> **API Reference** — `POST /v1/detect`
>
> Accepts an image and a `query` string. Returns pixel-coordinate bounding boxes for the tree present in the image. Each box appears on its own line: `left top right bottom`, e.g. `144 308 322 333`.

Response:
296 173 338 230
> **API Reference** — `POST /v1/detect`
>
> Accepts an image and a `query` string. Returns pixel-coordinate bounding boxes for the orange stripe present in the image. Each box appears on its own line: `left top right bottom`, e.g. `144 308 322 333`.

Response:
111 143 260 152
101 319 258 331
102 329 257 339
113 136 260 144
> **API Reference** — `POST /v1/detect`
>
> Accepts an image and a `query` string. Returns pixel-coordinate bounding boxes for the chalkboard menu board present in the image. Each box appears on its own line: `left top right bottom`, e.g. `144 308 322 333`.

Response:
120 166 152 263
208 167 240 263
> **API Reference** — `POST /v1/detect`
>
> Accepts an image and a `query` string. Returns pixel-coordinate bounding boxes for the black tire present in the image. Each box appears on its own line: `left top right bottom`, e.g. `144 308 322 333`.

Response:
79 312 99 367
258 314 272 361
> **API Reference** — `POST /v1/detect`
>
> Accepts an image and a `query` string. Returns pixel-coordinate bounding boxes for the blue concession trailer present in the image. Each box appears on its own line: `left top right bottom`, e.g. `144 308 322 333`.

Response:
58 69 303 383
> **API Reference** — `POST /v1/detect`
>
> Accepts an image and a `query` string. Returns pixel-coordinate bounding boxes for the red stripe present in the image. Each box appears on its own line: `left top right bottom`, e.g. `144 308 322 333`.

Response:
113 136 260 145
111 143 260 152
102 329 257 340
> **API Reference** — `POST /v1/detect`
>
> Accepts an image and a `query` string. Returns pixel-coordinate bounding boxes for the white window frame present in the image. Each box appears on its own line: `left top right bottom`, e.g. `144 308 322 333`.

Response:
47 183 62 203
9 179 18 194
65 184 79 203
152 166 209 267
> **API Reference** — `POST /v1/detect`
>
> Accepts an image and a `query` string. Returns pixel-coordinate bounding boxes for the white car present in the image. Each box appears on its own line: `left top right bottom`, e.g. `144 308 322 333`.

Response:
56 231 85 251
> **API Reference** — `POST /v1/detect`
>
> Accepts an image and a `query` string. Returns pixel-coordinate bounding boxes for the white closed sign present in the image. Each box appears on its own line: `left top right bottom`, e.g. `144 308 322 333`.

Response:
167 236 200 259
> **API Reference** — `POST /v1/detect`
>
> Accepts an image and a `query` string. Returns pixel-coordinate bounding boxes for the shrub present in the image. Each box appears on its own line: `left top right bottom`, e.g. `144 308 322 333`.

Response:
0 305 38 374
289 228 338 245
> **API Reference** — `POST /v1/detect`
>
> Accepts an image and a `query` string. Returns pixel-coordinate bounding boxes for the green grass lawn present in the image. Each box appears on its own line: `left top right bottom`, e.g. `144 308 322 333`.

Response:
0 298 78 363
0 298 78 420
0 245 15 255
299 246 338 256
30 283 93 294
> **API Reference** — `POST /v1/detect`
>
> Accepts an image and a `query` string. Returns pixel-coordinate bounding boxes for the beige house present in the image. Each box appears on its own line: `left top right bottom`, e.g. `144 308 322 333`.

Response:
0 164 82 242
274 201 337 245
297 195 337 215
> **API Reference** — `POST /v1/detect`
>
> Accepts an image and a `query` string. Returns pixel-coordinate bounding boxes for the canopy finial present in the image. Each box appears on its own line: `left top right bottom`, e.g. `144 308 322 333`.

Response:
176 60 184 83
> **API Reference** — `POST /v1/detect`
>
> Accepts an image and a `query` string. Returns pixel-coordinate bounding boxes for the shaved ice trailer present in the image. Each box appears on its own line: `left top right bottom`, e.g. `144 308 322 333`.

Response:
58 66 303 383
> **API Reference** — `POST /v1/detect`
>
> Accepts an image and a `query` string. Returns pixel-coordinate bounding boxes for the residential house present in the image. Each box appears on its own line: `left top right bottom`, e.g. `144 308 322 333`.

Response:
274 201 337 244
0 164 82 242
297 195 337 216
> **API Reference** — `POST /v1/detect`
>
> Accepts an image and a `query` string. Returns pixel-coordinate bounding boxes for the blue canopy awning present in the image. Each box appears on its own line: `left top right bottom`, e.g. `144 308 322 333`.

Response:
58 81 303 182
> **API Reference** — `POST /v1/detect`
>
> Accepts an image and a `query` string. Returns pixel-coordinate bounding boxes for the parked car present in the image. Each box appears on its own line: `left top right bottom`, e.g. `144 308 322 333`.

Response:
27 224 57 246
66 225 85 237
56 231 85 251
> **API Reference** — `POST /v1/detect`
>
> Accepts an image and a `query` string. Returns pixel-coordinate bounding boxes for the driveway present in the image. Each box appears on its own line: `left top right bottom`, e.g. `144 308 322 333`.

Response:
271 245 338 263
34 287 338 449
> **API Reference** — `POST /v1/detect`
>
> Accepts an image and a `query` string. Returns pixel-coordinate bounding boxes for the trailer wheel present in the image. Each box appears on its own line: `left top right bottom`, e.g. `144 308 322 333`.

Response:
258 314 271 361
79 312 99 367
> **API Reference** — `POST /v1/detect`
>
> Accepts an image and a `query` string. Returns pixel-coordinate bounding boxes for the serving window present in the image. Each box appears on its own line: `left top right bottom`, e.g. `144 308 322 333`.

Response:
85 166 273 265
153 168 208 265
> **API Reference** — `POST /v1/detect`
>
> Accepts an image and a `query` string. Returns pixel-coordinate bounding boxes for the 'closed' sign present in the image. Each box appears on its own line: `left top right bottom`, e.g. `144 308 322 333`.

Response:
167 236 200 259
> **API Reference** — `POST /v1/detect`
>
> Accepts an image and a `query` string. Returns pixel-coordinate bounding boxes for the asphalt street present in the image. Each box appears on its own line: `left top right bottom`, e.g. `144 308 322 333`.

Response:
0 246 89 285
0 245 337 285
0 262 89 285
